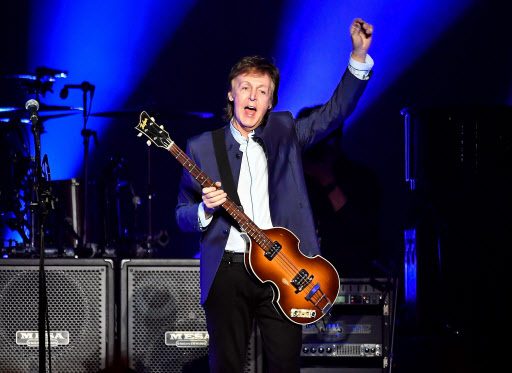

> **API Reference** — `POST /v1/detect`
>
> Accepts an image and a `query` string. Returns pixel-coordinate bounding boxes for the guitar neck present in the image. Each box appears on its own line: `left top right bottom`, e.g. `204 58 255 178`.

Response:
169 143 273 252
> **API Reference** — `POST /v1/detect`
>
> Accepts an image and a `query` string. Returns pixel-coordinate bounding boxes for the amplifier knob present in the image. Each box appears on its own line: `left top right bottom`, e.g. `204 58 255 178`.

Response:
326 347 332 353
318 347 324 353
310 347 317 353
302 347 309 353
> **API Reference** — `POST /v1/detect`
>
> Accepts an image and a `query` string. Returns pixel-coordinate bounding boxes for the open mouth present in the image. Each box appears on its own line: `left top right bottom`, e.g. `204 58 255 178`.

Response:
244 106 257 116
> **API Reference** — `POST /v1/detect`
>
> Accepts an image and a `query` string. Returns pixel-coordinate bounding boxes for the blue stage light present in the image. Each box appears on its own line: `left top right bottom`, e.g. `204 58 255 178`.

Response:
28 0 198 180
274 0 475 126
0 212 26 245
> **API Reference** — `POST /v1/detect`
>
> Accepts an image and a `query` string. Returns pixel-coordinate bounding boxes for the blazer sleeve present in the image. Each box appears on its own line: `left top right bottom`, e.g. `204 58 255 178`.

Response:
294 67 371 151
175 139 203 232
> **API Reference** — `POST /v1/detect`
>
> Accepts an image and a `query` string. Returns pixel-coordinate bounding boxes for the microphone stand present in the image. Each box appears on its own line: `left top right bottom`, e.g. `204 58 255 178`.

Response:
30 109 56 373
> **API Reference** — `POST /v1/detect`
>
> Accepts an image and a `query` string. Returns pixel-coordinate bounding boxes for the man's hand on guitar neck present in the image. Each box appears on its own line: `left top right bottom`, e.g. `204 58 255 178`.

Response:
202 181 227 219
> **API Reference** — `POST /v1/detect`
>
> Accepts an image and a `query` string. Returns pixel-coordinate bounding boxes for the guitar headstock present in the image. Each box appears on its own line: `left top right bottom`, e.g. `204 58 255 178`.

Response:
135 111 174 150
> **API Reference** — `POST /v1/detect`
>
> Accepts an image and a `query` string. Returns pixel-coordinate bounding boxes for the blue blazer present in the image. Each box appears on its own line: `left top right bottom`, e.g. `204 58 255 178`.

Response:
176 68 371 305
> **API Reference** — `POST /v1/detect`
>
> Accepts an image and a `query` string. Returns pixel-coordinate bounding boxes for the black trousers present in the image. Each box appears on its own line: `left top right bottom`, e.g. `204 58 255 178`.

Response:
203 254 302 373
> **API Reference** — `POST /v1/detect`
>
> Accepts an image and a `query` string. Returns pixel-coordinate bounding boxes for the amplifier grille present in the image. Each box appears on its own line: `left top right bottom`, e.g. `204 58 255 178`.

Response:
123 260 260 373
128 267 207 372
0 264 108 372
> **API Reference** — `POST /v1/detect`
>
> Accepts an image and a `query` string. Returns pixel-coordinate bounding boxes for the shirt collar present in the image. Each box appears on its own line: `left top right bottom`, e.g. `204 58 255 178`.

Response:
229 120 254 145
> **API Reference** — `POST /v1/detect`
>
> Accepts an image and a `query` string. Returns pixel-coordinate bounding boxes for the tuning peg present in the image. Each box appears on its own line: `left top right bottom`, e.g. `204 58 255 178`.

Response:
146 140 151 146
160 125 164 129
151 117 155 121
137 133 143 137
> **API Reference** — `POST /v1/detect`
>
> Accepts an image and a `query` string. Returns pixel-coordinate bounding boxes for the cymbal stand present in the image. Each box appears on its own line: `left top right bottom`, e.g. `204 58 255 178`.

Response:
62 83 96 248
80 88 94 247
143 144 159 258
81 125 97 247
147 145 153 241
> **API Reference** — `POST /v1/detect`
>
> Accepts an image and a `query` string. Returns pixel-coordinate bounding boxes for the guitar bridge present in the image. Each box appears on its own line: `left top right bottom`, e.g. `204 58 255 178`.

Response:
264 241 281 260
305 285 333 315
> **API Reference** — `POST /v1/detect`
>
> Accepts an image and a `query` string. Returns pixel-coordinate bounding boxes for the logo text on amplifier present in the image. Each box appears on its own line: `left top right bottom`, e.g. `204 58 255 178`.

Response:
165 331 209 347
16 331 70 347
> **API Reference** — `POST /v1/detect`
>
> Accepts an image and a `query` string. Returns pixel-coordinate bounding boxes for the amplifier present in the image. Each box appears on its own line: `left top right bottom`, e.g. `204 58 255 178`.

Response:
301 278 395 371
0 258 115 372
119 259 261 373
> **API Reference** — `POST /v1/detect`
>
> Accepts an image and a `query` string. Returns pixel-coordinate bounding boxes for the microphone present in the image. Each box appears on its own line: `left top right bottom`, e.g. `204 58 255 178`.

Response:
25 99 39 123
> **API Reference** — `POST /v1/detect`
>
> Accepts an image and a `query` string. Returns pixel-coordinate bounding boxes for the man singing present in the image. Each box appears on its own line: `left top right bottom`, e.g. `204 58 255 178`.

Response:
176 18 374 373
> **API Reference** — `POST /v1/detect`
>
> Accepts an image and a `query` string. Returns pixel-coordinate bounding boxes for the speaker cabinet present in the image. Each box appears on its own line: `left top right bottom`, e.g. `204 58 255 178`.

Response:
120 259 261 373
0 258 115 372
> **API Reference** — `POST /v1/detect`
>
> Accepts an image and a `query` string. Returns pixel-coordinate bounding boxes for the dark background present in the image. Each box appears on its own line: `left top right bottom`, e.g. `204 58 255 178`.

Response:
1 0 511 371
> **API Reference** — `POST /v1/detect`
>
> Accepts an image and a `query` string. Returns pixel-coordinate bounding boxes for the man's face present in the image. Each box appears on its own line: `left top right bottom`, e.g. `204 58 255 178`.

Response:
228 72 273 137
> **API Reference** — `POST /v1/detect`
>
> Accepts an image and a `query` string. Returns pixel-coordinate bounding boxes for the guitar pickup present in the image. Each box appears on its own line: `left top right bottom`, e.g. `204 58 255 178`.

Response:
264 241 281 260
292 269 314 294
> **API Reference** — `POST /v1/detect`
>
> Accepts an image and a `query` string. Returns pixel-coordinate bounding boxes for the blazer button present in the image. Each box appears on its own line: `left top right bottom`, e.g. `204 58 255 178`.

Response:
223 229 229 235
235 153 241 159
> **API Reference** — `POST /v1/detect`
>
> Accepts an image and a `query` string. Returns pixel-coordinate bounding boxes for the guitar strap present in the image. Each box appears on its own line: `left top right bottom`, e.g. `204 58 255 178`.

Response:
212 128 242 209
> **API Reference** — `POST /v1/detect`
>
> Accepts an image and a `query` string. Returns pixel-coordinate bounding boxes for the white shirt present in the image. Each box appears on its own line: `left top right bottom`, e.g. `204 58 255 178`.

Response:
198 54 374 252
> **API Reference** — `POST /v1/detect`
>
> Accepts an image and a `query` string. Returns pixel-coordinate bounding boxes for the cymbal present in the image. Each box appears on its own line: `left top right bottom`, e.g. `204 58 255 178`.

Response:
37 112 81 120
91 108 214 119
0 103 82 119
4 74 38 81
90 109 140 118
0 113 80 124
39 103 82 112
5 68 67 81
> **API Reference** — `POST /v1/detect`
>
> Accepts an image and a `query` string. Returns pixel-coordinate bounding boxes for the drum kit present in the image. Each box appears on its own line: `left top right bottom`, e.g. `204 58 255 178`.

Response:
0 67 178 259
